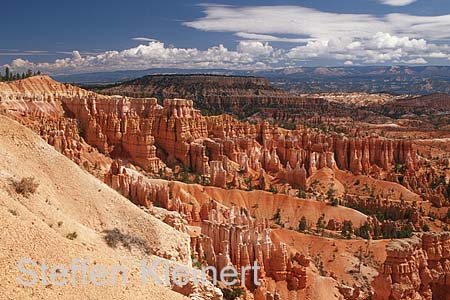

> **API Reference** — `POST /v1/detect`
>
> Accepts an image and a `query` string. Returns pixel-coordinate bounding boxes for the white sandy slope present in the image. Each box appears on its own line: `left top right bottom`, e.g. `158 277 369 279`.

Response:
0 115 190 300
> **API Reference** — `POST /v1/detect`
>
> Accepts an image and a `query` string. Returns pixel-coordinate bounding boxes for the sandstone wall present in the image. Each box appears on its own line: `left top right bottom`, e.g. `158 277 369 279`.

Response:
374 233 450 300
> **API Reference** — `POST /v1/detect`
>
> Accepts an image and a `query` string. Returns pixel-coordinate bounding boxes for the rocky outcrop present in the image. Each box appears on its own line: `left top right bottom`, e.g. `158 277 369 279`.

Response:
192 201 309 297
144 206 189 233
153 99 208 172
0 75 89 118
104 160 201 224
374 233 450 300
421 233 450 300
62 95 166 172
105 160 163 207
209 160 227 188
26 117 85 163
277 132 416 177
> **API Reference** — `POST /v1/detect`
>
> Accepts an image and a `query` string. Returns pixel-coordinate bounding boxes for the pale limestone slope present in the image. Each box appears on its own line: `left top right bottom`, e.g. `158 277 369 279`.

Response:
0 115 189 300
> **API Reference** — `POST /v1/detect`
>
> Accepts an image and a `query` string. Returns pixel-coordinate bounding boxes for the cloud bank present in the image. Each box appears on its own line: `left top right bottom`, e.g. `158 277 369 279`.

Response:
7 41 281 75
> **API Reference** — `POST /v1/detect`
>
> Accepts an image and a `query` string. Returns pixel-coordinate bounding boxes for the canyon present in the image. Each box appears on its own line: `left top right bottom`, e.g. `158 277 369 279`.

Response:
1 75 449 300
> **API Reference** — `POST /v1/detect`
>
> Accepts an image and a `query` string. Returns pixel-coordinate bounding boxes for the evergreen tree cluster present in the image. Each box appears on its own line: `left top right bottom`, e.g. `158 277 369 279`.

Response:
0 67 41 82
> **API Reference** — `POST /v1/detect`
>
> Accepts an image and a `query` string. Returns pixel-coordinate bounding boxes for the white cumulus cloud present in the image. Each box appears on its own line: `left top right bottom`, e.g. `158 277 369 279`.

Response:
368 32 427 50
236 41 274 56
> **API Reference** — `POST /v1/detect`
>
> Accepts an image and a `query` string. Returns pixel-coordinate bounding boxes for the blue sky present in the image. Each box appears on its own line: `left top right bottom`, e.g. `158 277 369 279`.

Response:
2 0 450 74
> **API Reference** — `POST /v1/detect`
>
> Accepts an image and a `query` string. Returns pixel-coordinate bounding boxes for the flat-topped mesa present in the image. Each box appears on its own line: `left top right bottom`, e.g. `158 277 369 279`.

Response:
376 93 450 118
96 74 360 121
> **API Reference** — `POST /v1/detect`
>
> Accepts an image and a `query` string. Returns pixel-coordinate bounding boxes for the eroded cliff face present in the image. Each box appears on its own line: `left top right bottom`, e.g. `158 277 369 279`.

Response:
86 94 425 202
0 76 423 193
195 202 309 299
63 95 166 171
153 99 208 169
374 233 450 300
0 76 115 173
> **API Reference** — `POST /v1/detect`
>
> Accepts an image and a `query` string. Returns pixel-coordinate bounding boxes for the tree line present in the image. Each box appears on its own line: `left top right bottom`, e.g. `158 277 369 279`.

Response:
0 67 41 82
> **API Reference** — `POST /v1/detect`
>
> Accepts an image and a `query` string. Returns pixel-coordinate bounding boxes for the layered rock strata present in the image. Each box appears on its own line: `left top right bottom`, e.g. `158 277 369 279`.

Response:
374 233 450 300
192 202 309 299
1 76 427 198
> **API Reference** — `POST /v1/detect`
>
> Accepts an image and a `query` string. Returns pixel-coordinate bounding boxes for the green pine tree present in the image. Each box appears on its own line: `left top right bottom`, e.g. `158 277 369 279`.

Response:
5 67 10 81
298 216 307 232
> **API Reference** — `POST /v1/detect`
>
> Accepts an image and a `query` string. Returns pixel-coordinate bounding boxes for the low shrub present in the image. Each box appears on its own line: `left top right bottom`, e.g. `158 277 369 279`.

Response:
103 228 151 255
66 232 78 240
13 176 39 197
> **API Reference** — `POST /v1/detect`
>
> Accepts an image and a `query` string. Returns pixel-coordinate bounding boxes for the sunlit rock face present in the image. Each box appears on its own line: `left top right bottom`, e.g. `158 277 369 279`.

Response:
374 233 450 300
1 76 424 193
192 202 309 298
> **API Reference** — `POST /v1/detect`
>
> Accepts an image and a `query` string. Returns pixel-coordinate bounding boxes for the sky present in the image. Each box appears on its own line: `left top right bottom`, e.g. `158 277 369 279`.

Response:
2 0 450 75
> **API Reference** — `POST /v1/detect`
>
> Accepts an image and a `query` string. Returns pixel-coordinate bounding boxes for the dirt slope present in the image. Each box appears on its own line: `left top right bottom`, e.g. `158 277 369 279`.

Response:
154 179 369 227
0 115 189 300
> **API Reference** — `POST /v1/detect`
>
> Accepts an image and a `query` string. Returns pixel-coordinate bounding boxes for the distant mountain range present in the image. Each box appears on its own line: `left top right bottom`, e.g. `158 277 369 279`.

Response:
54 66 450 95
